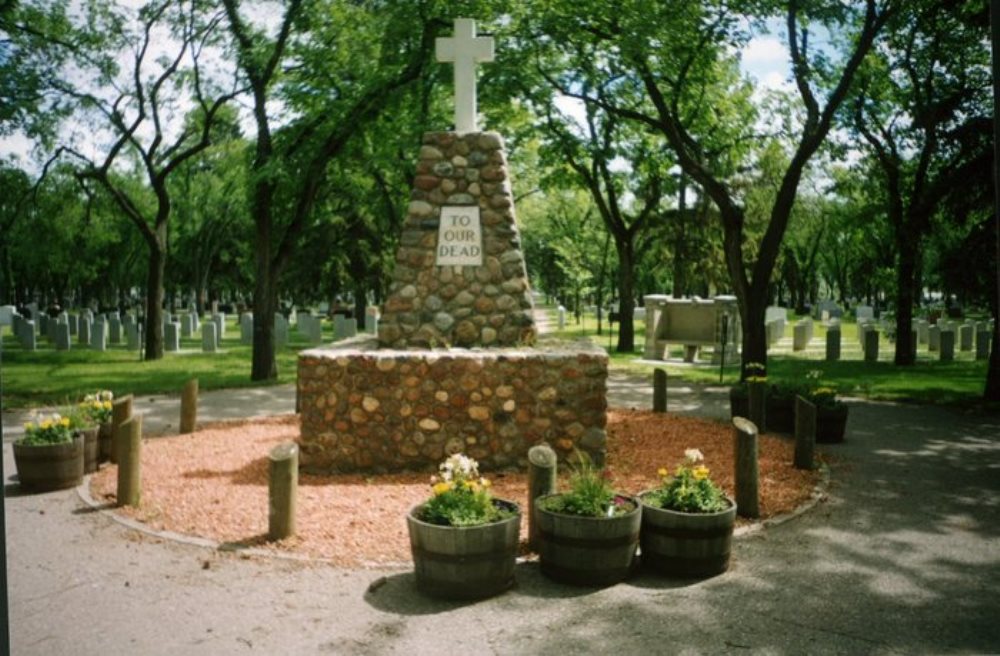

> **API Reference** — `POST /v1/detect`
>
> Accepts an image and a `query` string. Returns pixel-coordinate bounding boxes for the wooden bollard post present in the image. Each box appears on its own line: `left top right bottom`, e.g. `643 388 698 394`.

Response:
110 394 133 464
733 417 760 519
748 381 767 434
527 443 558 552
117 415 142 507
794 396 817 470
652 369 667 413
180 379 198 434
268 442 298 541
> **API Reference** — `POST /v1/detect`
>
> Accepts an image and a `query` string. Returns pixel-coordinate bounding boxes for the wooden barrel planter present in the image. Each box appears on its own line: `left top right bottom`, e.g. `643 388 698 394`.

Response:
97 421 113 463
535 494 641 587
816 404 849 444
406 499 520 600
13 436 85 492
766 394 795 433
729 387 749 420
638 494 736 578
77 427 99 474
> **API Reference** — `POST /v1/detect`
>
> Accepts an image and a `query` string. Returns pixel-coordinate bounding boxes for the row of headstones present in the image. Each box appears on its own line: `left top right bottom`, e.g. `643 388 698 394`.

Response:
846 319 994 362
230 309 382 348
10 310 143 352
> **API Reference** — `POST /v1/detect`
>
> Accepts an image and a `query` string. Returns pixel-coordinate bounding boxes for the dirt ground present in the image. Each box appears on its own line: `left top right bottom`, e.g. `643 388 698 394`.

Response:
91 410 820 566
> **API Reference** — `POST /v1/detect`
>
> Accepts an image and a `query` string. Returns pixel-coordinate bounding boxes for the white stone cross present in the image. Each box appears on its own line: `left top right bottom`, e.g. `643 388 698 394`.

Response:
435 18 494 134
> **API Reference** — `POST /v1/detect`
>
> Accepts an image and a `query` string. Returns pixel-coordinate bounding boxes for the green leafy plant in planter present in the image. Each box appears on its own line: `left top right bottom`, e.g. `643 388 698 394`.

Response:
15 412 84 491
66 405 100 473
535 452 641 586
729 362 766 418
801 380 849 444
81 390 114 464
407 454 520 600
639 448 737 578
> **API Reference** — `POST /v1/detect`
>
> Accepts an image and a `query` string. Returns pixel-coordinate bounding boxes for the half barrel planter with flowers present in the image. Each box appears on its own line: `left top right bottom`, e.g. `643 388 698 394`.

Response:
81 390 115 462
809 386 849 443
14 412 84 492
406 454 521 600
639 448 737 578
535 454 641 586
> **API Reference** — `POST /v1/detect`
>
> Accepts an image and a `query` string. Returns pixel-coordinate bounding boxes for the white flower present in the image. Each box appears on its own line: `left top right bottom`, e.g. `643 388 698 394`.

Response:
684 448 704 464
438 453 479 482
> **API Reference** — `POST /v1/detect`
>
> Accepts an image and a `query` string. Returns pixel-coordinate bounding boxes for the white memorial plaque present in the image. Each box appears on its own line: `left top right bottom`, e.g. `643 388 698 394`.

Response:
436 206 483 266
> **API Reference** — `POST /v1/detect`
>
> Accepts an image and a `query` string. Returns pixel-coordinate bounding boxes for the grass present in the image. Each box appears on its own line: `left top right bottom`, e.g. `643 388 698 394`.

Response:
0 317 307 409
545 307 995 409
2 307 994 411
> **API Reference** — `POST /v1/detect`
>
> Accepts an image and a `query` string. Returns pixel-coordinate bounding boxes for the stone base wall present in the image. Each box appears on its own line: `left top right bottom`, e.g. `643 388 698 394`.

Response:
297 337 608 473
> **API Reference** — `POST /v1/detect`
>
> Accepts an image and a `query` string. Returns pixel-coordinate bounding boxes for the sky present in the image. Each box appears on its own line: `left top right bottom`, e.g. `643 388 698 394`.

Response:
0 25 793 174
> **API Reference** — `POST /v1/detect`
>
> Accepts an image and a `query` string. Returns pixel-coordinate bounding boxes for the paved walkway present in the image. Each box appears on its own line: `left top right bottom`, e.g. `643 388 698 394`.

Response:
3 317 999 653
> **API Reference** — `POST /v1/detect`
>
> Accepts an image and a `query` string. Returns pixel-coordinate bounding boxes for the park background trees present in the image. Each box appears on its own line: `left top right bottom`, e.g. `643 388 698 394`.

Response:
1 0 996 398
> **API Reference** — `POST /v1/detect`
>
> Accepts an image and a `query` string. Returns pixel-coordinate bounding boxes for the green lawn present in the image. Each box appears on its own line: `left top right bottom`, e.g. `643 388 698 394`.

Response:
1 317 307 409
545 307 995 409
2 308 994 411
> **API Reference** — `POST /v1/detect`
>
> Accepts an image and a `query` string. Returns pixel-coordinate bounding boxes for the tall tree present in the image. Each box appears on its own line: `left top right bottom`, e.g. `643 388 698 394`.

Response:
852 1 991 365
221 0 438 380
13 0 241 358
530 0 896 376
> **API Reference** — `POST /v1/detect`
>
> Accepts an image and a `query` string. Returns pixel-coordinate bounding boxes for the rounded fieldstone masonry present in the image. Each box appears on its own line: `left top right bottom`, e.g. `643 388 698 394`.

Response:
297 336 608 473
377 131 536 348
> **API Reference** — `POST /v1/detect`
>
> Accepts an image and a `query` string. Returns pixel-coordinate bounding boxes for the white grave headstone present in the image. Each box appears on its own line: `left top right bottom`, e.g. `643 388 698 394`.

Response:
22 320 36 350
202 322 217 353
939 330 955 362
240 313 253 345
55 322 71 350
79 317 92 347
212 313 225 343
109 317 122 344
164 322 181 352
91 319 107 351
856 305 875 321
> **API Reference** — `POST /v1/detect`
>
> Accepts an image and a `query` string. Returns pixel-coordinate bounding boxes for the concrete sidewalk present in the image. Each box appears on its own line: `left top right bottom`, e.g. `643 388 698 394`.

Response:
4 375 999 654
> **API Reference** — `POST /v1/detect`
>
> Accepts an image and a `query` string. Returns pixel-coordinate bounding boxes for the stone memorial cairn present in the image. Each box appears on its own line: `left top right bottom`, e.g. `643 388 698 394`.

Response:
298 19 608 473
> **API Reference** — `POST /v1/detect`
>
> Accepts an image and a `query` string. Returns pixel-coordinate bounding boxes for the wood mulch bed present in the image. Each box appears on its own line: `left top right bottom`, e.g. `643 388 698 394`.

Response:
90 410 821 567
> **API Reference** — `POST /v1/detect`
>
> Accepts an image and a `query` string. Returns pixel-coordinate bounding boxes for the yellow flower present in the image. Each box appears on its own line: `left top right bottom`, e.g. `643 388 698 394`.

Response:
40 420 53 430
23 422 34 431
432 481 452 496
657 467 668 477
60 417 71 427
479 477 491 488
103 401 112 410
693 465 710 480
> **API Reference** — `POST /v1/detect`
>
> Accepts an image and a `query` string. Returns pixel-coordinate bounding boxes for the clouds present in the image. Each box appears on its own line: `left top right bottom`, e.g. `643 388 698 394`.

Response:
740 36 792 92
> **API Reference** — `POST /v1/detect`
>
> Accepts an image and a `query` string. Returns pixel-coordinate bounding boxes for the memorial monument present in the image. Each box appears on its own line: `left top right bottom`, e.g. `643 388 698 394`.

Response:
297 19 609 473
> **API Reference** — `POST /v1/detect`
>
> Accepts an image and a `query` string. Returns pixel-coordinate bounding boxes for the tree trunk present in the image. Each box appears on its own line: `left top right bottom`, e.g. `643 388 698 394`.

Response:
985 314 1000 400
739 290 768 378
353 279 366 324
144 238 166 360
251 235 278 380
615 239 635 353
672 175 687 298
893 237 918 365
